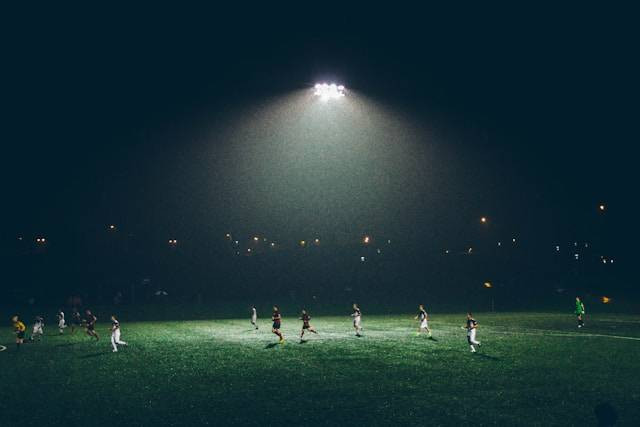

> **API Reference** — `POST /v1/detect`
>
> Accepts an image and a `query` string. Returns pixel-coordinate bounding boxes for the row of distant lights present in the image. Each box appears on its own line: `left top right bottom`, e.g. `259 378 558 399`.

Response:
21 206 609 248
313 83 346 100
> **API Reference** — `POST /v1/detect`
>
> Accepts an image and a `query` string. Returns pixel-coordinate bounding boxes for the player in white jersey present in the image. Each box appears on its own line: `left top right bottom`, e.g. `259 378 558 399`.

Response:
464 312 481 352
31 315 44 341
57 309 66 334
250 306 258 330
351 303 363 337
415 304 432 337
110 315 128 352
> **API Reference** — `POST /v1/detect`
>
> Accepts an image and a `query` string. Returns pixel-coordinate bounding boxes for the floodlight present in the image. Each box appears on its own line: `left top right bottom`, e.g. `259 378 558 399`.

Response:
313 82 346 100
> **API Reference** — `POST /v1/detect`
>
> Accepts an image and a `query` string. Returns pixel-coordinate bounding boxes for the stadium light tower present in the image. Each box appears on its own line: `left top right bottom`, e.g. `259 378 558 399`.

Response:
314 83 346 100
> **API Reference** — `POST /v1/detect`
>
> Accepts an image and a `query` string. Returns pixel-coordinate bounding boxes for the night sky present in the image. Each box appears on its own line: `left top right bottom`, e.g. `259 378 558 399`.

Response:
3 4 636 259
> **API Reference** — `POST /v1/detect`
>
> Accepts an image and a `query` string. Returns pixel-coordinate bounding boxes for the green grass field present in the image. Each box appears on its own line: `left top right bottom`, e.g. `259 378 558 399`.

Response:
1 312 639 426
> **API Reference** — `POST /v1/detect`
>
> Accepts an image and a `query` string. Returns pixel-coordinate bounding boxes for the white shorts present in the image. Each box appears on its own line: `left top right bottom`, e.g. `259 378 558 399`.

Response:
58 319 66 328
353 317 361 327
420 320 429 329
33 325 43 335
112 329 121 341
467 329 479 344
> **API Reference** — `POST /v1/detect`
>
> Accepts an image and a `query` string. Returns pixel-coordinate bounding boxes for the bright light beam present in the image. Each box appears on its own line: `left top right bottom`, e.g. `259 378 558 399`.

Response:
314 83 346 100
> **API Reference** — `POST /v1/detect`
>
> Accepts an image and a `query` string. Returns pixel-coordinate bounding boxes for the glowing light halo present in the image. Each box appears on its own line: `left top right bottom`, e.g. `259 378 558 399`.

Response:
313 82 346 100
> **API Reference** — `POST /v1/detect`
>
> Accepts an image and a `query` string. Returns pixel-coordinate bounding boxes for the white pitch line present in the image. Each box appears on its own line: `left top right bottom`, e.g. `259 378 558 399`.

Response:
493 329 640 341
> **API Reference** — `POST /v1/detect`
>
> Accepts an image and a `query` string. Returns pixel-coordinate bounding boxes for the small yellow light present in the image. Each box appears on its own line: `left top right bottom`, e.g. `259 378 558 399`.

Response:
253 236 259 241
484 282 492 288
363 236 370 244
109 224 116 230
599 204 605 211
601 296 611 304
480 217 487 223
300 240 306 246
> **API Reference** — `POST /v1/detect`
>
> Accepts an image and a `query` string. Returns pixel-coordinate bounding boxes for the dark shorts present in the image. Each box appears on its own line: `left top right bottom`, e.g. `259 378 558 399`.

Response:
87 324 95 331
302 324 310 329
272 322 281 330
17 331 25 339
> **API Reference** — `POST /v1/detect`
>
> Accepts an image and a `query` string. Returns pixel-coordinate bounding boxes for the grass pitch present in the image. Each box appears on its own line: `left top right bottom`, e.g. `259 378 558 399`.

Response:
1 312 639 426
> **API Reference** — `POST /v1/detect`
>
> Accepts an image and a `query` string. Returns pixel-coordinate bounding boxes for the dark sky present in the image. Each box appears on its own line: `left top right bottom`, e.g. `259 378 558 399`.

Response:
3 4 636 251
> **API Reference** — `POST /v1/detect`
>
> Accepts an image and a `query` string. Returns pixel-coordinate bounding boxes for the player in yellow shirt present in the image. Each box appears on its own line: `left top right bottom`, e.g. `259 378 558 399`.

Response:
12 315 26 350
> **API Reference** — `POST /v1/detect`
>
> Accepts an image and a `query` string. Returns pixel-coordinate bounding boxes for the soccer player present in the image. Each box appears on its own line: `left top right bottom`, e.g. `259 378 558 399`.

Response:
271 306 284 343
299 309 318 341
30 315 44 341
57 309 66 334
575 296 586 328
250 306 258 330
415 304 432 337
110 315 128 352
351 303 363 337
464 312 481 353
70 308 82 334
12 315 26 350
85 310 99 340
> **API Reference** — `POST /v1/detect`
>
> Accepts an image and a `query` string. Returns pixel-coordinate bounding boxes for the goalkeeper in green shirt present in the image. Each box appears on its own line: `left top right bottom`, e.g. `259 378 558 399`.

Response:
575 296 585 328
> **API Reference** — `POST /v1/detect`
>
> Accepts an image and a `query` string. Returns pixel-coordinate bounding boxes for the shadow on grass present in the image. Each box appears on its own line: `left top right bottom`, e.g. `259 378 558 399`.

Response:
429 336 439 342
56 342 78 348
473 353 500 361
79 352 110 359
299 340 308 344
264 343 280 349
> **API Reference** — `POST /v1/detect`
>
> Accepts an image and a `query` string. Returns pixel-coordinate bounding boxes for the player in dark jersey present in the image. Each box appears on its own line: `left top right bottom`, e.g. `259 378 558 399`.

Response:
464 312 481 353
12 315 26 350
70 308 82 334
84 310 99 340
271 306 284 343
299 309 318 342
